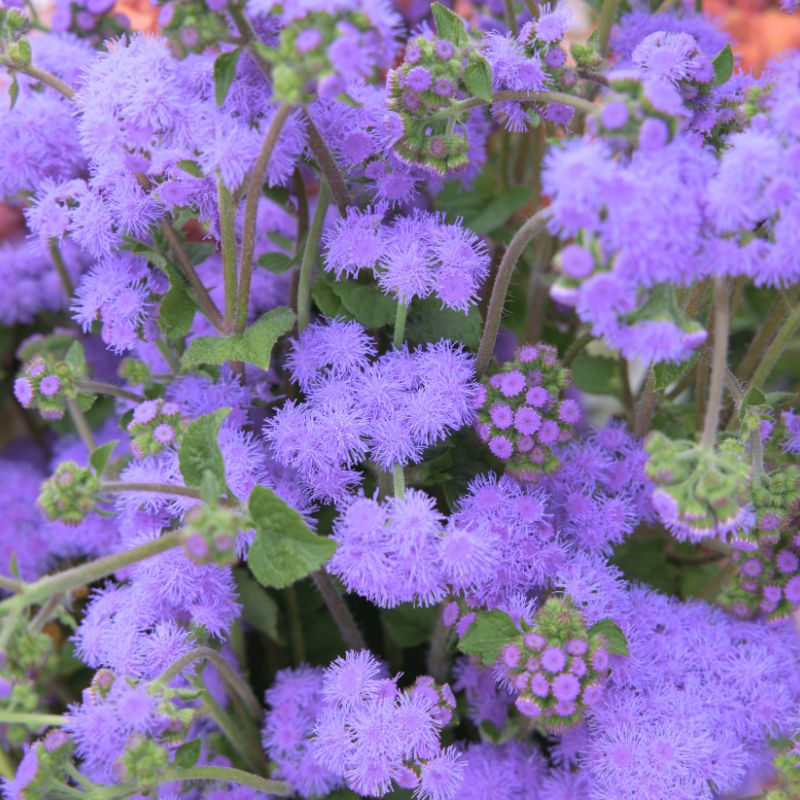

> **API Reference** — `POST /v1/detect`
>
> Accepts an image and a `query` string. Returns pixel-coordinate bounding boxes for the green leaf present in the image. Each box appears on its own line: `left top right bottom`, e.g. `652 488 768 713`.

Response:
457 609 519 665
589 618 629 656
184 242 217 266
247 486 337 589
235 567 282 642
463 56 493 103
406 298 482 348
653 353 698 391
176 159 205 178
431 2 468 46
739 385 767 414
258 252 295 274
173 739 202 768
89 440 118 477
712 44 734 86
8 76 18 110
64 340 87 377
311 277 346 318
569 353 616 395
382 603 439 648
178 408 230 489
214 48 242 106
159 268 196 340
466 186 529 234
184 307 295 370
332 279 397 329
16 38 32 66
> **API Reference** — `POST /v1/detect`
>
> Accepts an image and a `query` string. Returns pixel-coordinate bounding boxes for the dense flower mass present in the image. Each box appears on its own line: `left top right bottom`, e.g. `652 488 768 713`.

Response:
0 1 799 800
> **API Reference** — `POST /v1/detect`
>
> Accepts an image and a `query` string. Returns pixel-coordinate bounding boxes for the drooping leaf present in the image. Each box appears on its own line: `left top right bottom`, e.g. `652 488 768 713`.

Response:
214 48 242 106
654 353 698 391
463 56 493 103
173 739 202 768
381 603 439 648
178 408 230 489
184 307 295 370
258 252 295 274
457 609 519 665
159 265 196 341
247 486 337 589
431 2 469 46
712 44 734 86
235 567 282 642
589 618 629 656
570 353 617 395
332 280 397 330
89 440 118 477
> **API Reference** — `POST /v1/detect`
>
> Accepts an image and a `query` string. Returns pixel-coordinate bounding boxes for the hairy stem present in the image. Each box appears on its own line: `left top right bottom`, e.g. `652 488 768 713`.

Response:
48 238 74 298
0 575 22 593
217 175 239 332
562 330 594 367
0 59 75 99
597 0 620 57
0 529 186 613
77 380 145 404
311 571 366 651
202 691 268 776
445 91 595 120
749 302 800 392
633 371 657 440
236 103 294 333
700 277 729 451
0 711 65 727
392 464 405 497
394 302 409 349
426 615 451 683
159 766 291 796
737 288 798 383
476 209 551 375
297 181 331 333
304 114 352 216
157 646 263 720
66 399 95 452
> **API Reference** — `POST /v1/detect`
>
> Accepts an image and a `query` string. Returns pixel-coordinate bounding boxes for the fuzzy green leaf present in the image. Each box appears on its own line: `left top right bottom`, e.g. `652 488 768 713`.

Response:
258 252 295 274
431 2 468 46
589 618 629 656
8 77 19 110
247 486 337 589
712 44 734 86
89 440 118 478
173 739 202 768
406 297 482 348
457 609 519 665
178 408 230 489
184 307 295 370
463 56 493 103
214 48 242 106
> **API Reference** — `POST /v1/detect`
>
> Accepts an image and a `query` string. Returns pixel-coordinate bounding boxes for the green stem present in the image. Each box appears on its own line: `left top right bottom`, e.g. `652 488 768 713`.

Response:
632 370 656 440
236 103 295 333
502 0 518 36
0 59 75 99
749 302 800 391
155 337 182 375
48 238 74 298
227 4 272 77
217 175 239 332
597 0 620 57
159 766 291 796
0 530 186 613
475 209 551 375
700 277 729 452
0 575 22 593
297 181 331 333
393 302 409 349
0 712 65 727
304 114 352 216
311 571 366 651
100 481 240 509
202 692 268 775
426 614 451 683
442 91 595 121
155 646 263 720
392 464 405 497
66 399 95 452
77 380 145 404
562 330 594 367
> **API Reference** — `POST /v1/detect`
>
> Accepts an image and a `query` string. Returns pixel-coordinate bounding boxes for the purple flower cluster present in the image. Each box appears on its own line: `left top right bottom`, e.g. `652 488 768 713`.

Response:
265 319 478 500
474 343 580 477
323 206 490 311
264 651 464 799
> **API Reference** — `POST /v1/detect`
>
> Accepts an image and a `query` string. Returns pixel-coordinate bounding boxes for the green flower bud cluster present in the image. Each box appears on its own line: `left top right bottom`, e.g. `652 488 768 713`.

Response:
37 461 100 526
5 728 74 800
128 399 184 459
497 597 613 732
475 344 579 479
13 356 79 421
387 33 484 174
182 505 241 566
720 467 800 623
645 433 752 543
117 736 171 785
158 0 230 55
267 10 386 104
759 739 800 800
